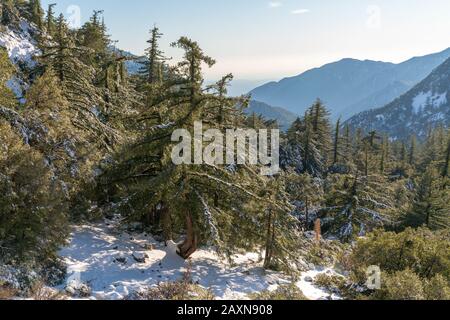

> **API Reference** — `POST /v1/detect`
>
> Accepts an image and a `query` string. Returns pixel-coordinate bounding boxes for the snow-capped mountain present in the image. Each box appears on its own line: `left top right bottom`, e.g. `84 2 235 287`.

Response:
250 48 450 120
345 57 450 140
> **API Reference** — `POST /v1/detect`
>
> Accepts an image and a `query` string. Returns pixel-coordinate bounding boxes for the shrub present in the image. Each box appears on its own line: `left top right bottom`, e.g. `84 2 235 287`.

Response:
250 284 308 300
348 228 449 284
0 120 68 266
424 275 450 300
374 270 425 300
127 263 214 300
346 228 450 300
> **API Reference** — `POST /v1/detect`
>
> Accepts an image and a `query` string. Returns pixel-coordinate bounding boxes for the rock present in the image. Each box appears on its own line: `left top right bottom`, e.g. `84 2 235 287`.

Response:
141 244 154 251
304 276 314 283
308 263 316 270
297 260 309 270
65 282 91 298
305 231 316 239
65 286 76 295
114 256 127 264
132 252 149 263
127 222 143 232
112 246 119 250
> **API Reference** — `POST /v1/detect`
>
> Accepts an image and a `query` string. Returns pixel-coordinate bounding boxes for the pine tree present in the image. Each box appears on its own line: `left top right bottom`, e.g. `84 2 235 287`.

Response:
139 26 166 85
332 118 341 166
27 0 43 29
0 119 68 264
404 166 450 230
0 48 16 108
77 10 110 67
309 99 332 160
283 114 325 176
408 136 417 166
102 38 298 268
286 172 323 229
322 174 394 242
1 0 17 26
46 3 56 35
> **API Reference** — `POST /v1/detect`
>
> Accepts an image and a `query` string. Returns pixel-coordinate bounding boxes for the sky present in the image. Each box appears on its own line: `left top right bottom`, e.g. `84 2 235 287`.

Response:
41 0 450 85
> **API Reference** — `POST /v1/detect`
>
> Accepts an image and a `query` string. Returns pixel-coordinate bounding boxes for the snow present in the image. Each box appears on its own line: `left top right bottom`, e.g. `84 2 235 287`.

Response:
412 91 447 114
0 22 40 101
0 23 39 68
56 218 335 300
296 269 342 300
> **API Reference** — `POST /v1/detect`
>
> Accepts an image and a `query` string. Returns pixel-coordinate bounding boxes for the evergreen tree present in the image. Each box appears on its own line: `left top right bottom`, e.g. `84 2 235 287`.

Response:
404 166 449 230
102 38 298 268
45 2 56 35
0 119 68 264
322 174 395 241
332 118 341 166
286 172 323 229
27 0 43 28
77 10 110 68
0 48 16 108
139 26 166 85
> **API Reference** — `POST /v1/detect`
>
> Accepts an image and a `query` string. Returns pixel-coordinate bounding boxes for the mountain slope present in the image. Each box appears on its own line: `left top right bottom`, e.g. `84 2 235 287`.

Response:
246 100 298 131
0 20 39 102
250 48 450 120
345 57 450 140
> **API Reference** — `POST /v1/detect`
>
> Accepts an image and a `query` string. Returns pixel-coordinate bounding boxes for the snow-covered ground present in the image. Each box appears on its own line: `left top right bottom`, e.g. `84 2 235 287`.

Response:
0 21 39 103
0 21 39 67
56 218 338 300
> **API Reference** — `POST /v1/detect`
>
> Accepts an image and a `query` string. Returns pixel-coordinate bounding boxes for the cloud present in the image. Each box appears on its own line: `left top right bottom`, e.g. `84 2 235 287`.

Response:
291 9 310 14
268 2 282 8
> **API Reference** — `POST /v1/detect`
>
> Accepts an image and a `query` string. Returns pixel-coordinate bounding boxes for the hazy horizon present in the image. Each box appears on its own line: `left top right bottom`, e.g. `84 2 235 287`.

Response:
42 0 450 86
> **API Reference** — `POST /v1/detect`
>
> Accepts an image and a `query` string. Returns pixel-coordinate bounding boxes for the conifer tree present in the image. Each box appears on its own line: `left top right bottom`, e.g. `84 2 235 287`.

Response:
0 48 16 108
404 166 450 230
103 37 298 267
139 26 166 85
409 136 417 166
286 172 323 229
46 3 56 35
0 119 68 264
27 0 43 28
322 174 394 241
332 118 341 166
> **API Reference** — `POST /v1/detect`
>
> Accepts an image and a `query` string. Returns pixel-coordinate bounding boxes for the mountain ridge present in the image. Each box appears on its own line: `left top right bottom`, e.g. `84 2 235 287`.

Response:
345 56 450 140
250 48 450 120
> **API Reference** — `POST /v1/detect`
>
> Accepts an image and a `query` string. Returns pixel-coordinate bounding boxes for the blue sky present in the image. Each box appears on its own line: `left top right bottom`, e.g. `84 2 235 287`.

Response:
42 0 450 83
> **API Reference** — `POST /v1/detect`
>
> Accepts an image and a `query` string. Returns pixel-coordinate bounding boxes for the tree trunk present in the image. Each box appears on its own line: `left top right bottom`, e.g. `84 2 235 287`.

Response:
264 210 274 269
305 197 310 230
160 203 172 245
178 212 198 259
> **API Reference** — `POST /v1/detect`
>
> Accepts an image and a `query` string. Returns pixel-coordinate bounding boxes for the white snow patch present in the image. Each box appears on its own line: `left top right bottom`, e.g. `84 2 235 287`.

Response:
296 269 342 300
56 219 335 300
412 91 447 114
0 24 39 68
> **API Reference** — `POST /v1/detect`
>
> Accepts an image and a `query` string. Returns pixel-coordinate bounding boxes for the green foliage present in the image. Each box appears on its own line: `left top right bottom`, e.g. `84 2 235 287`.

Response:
250 284 308 300
369 269 450 300
0 119 68 265
0 48 16 108
322 174 395 241
349 228 449 282
403 166 450 230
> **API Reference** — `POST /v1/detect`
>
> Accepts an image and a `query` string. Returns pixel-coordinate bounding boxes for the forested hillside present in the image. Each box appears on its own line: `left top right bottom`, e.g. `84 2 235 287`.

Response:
0 1 448 301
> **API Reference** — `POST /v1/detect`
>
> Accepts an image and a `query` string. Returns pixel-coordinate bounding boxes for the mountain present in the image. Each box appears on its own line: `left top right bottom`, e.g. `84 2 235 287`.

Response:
345 57 450 140
110 47 145 75
246 100 298 131
250 48 450 120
